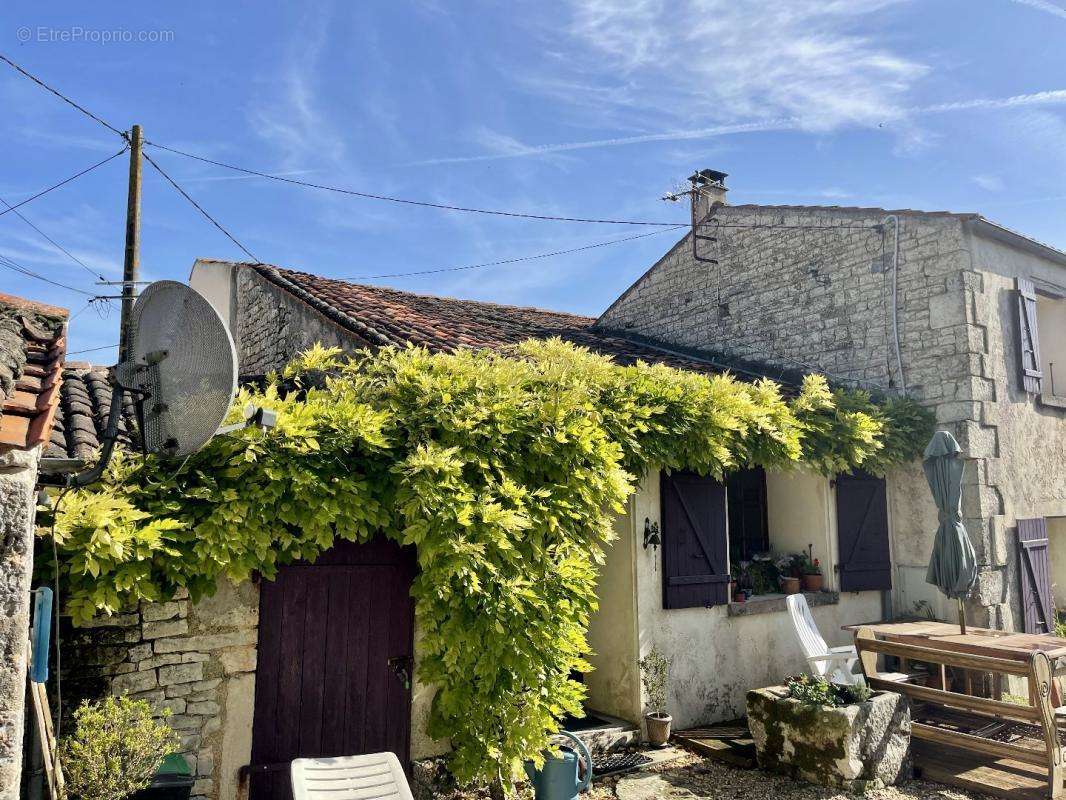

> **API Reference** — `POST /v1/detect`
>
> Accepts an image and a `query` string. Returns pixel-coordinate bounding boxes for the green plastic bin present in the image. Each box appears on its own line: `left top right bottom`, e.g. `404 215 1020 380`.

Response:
132 754 195 800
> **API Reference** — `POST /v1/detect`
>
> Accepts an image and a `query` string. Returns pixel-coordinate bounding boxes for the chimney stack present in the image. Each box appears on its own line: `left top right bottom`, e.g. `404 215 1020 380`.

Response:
689 169 728 222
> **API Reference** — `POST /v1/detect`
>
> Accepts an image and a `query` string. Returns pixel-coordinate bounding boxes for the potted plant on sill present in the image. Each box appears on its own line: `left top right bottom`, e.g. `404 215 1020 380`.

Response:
802 559 824 592
776 554 801 595
795 545 823 592
640 648 672 747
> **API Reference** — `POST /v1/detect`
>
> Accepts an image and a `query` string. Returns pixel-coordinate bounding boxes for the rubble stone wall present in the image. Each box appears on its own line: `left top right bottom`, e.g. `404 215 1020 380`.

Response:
62 580 259 800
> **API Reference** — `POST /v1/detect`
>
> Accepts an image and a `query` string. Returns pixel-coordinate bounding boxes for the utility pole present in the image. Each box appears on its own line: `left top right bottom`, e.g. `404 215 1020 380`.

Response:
118 124 142 364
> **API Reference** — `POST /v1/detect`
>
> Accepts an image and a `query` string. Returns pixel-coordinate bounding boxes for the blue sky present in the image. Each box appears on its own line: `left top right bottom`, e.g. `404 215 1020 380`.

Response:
2 0 1066 360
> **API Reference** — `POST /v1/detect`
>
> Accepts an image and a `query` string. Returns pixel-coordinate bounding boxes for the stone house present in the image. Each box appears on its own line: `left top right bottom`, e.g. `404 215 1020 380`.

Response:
60 176 1066 800
595 169 1066 638
0 293 66 800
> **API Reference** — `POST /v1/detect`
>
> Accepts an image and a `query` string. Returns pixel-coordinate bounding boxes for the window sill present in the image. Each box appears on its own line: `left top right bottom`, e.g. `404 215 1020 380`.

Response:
1039 393 1066 411
727 590 839 618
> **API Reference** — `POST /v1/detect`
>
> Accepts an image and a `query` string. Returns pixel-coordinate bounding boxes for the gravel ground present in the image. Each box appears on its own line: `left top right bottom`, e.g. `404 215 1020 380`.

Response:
436 748 989 800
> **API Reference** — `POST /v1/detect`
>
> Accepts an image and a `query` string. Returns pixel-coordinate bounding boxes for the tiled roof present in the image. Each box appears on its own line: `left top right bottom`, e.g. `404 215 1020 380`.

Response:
253 264 792 381
46 364 139 461
0 293 67 454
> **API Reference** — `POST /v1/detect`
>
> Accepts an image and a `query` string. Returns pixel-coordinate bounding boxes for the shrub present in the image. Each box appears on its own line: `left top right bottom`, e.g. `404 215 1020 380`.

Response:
785 674 872 707
59 696 179 800
640 649 671 716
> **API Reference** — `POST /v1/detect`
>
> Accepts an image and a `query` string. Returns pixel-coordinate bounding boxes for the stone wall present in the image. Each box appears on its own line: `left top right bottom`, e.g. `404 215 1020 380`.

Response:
0 447 39 800
595 204 1066 631
234 269 367 377
62 580 259 800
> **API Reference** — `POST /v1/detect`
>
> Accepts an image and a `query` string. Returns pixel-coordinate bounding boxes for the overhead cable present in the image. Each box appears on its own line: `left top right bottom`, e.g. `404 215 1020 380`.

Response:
0 148 128 219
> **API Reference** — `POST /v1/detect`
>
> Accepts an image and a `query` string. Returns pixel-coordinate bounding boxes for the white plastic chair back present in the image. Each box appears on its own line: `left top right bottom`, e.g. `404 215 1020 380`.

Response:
291 752 414 800
787 593 830 669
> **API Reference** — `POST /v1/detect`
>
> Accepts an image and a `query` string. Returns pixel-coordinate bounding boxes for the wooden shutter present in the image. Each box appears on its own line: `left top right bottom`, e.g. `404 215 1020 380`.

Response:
660 471 729 609
835 470 892 592
1018 518 1053 634
1016 277 1043 394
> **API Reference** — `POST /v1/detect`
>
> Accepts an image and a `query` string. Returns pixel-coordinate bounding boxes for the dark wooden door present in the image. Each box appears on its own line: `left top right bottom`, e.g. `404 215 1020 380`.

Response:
1018 518 1053 634
248 537 416 800
836 470 892 592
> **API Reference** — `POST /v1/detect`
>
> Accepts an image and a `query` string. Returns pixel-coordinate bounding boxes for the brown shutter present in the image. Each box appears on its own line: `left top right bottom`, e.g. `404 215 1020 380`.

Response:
1018 518 1053 634
1016 277 1043 394
835 470 892 592
660 471 730 609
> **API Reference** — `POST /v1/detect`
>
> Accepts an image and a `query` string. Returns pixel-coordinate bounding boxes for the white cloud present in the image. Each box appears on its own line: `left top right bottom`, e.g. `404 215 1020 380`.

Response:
1009 0 1066 20
972 174 1005 192
413 86 1066 164
247 6 346 170
562 0 924 131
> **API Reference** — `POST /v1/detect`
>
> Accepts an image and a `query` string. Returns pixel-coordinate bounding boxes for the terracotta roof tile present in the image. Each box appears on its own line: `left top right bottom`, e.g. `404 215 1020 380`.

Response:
252 264 797 383
0 297 68 453
45 364 139 461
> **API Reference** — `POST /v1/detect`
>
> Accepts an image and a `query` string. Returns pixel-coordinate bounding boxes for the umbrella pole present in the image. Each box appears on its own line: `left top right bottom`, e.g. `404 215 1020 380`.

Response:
958 598 967 635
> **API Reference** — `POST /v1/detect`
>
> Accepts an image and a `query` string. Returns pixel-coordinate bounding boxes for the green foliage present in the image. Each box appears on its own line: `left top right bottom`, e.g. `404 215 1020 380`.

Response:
41 339 931 791
639 649 671 716
785 674 872 707
59 695 179 800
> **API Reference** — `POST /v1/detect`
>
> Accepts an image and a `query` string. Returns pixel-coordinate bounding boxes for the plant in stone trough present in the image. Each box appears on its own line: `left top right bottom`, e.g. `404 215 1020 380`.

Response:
59 695 179 800
43 339 932 794
785 674 871 707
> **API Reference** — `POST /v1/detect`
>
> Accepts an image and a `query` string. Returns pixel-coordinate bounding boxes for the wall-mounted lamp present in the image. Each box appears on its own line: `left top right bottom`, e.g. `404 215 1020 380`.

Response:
643 518 661 551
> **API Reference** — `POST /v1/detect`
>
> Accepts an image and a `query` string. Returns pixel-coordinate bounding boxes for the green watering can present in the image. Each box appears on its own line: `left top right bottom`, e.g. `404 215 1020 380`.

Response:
523 730 592 800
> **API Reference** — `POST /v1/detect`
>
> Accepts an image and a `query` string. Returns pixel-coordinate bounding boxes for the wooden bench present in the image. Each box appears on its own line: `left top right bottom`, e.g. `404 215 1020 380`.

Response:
855 626 1066 800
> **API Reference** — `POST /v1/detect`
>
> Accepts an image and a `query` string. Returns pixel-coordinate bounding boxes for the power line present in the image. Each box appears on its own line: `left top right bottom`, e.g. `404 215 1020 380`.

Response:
145 141 686 227
0 53 125 137
141 150 259 263
354 225 688 279
0 251 96 296
0 147 128 218
66 342 118 356
0 194 108 281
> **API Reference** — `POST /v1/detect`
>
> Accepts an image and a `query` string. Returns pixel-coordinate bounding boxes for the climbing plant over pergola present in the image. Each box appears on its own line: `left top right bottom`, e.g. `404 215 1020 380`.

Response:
43 339 933 793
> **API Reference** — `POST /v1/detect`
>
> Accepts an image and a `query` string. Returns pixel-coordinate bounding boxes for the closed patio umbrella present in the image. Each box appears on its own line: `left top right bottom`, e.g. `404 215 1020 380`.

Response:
923 430 978 633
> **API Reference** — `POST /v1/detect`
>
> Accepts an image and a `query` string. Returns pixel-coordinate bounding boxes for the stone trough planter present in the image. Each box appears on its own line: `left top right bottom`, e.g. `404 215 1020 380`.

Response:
746 686 911 792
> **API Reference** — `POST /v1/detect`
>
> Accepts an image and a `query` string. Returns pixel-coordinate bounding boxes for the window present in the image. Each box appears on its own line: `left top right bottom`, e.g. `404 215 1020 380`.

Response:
1036 291 1066 398
659 467 891 610
727 467 769 562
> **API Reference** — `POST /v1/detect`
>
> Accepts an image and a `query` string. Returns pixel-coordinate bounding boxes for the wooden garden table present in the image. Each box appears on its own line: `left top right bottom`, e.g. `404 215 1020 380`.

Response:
842 620 1066 799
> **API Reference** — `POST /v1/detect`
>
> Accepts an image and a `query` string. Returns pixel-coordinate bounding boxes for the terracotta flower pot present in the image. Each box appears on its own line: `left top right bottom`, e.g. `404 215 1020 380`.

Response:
780 576 801 595
802 573 824 592
645 712 672 747
733 590 747 603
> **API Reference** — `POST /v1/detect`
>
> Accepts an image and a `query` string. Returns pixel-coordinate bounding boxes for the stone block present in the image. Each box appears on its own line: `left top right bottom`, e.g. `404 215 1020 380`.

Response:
138 654 184 671
927 291 967 329
747 686 911 791
80 612 140 629
169 715 205 731
197 749 215 777
142 619 189 640
154 630 257 654
127 643 153 663
112 669 157 695
160 662 204 686
186 700 221 716
142 601 187 623
219 646 257 675
191 779 213 797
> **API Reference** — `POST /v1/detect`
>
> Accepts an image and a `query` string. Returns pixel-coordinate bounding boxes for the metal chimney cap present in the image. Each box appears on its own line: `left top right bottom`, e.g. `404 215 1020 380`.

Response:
689 169 728 186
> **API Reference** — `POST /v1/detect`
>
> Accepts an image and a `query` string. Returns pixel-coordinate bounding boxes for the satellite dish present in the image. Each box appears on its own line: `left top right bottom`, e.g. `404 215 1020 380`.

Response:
69 281 237 487
118 281 237 458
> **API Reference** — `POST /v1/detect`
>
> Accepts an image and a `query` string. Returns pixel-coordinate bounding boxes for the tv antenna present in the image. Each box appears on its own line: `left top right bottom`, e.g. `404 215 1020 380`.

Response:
68 281 258 487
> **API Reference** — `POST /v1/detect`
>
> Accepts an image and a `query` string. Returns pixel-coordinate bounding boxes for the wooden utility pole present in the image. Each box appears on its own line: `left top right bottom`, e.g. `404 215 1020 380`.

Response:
118 124 142 364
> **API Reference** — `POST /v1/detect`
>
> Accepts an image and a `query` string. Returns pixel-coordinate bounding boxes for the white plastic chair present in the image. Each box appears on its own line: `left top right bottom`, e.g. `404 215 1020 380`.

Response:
291 752 414 800
786 593 860 685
